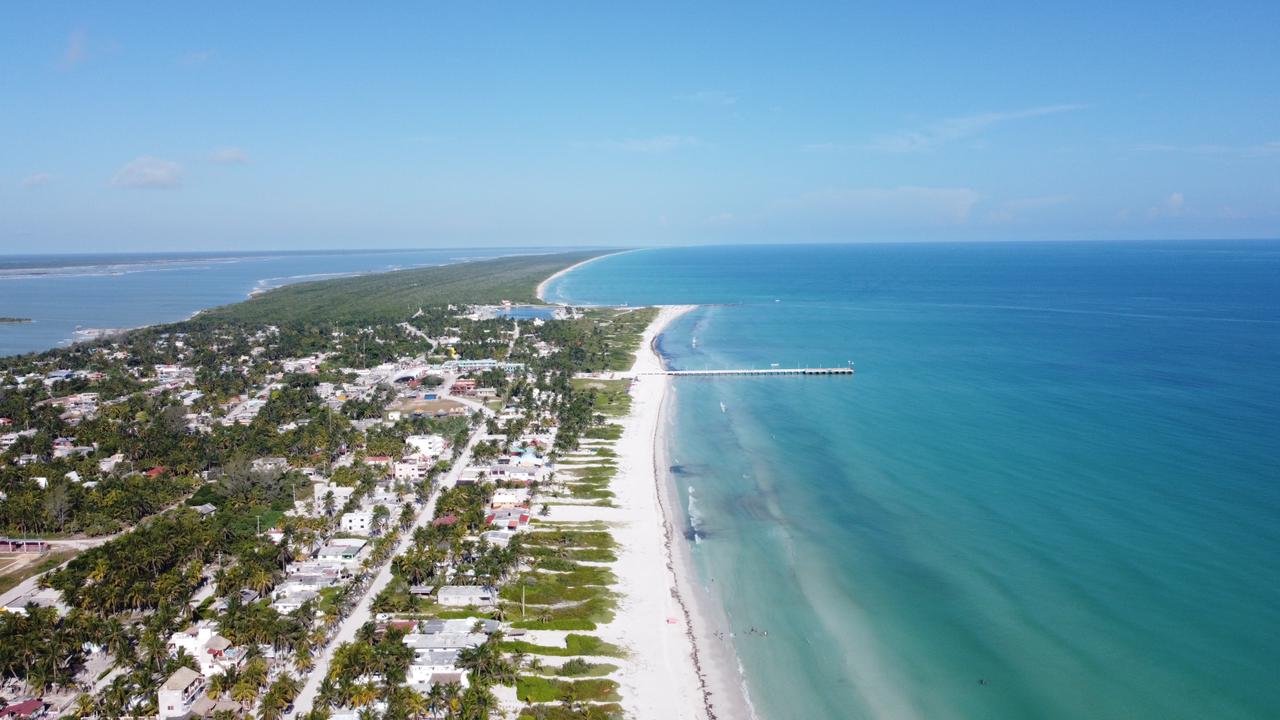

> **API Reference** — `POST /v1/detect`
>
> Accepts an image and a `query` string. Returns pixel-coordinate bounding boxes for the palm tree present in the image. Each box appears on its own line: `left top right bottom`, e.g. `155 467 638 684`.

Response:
208 668 237 699
350 681 380 708
457 684 496 720
231 678 260 705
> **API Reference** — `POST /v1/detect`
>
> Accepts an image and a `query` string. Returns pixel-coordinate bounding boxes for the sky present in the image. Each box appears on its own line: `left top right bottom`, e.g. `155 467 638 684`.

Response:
1 2 1278 253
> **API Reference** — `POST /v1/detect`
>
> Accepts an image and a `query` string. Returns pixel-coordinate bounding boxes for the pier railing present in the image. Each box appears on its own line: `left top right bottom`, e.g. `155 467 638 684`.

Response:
638 367 854 377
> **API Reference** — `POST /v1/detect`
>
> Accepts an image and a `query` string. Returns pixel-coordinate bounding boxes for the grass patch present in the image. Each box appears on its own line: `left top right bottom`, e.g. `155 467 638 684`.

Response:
518 703 624 720
501 633 625 658
516 676 622 703
535 659 618 678
569 378 632 417
522 530 616 551
583 424 623 441
526 545 617 563
500 565 616 604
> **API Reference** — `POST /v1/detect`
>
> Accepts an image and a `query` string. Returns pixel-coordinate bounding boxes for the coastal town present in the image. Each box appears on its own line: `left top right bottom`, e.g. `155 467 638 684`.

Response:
0 269 720 720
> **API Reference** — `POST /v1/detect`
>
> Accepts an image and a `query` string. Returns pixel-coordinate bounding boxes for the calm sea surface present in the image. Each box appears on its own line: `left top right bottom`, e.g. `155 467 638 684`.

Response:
0 248 550 357
546 242 1280 720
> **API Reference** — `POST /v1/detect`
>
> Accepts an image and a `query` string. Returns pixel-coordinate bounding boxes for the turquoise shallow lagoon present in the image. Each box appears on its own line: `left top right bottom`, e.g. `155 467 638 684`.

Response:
0 248 556 356
546 242 1280 720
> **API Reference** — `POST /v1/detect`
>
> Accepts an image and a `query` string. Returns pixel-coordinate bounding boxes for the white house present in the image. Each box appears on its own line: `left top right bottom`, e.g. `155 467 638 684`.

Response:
167 622 246 677
490 488 530 508
98 452 125 473
407 650 466 687
316 541 367 565
405 434 445 459
394 460 431 482
340 510 373 534
436 585 497 607
158 667 205 719
271 585 318 614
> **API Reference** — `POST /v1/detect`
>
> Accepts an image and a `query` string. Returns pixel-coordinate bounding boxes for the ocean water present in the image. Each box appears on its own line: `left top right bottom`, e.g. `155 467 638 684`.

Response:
0 248 549 357
545 242 1280 720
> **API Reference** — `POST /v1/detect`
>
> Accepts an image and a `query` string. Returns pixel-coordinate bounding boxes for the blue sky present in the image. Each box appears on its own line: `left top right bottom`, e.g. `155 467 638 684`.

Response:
1 2 1278 252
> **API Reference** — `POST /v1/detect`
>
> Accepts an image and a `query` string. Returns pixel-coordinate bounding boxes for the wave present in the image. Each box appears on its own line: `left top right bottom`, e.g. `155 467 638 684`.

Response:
686 486 704 543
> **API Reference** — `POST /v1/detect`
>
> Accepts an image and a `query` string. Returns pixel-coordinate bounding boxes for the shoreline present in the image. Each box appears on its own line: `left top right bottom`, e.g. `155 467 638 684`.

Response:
604 304 756 720
534 249 633 303
651 316 760 720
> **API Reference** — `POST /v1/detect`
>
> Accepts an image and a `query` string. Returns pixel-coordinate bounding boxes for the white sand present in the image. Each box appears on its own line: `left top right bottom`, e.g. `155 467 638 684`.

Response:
534 251 630 303
591 305 754 720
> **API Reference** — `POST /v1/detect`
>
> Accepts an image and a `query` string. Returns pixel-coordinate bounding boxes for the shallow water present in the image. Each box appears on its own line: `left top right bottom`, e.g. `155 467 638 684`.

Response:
548 242 1280 720
0 248 549 356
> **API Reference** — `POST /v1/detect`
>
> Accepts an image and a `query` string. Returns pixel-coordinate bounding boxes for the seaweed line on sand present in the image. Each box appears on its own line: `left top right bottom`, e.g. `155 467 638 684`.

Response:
649 331 720 720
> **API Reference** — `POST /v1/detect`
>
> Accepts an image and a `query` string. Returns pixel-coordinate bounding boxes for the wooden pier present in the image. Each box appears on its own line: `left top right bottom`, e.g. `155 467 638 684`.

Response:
639 366 854 377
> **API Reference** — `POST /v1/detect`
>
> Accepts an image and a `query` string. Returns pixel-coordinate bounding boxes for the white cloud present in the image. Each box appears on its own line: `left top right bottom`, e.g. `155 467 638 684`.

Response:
587 135 703 153
988 194 1073 223
20 173 56 188
210 147 249 164
809 104 1085 153
112 156 183 189
61 28 87 68
1136 141 1280 158
676 90 738 107
1146 192 1185 219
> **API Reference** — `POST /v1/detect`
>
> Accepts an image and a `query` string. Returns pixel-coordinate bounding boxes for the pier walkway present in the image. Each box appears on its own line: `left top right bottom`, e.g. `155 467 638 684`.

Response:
637 366 854 377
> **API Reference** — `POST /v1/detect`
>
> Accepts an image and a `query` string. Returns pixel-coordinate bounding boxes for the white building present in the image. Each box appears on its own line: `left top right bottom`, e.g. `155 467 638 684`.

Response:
340 510 373 534
490 488 530 508
316 541 367 565
394 460 431 482
405 434 445 459
158 667 204 719
271 585 319 614
167 622 247 677
436 585 497 607
98 452 125 473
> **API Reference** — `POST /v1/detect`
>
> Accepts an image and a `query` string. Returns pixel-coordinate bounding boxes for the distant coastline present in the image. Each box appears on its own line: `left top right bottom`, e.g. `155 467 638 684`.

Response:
0 249 595 357
535 249 634 303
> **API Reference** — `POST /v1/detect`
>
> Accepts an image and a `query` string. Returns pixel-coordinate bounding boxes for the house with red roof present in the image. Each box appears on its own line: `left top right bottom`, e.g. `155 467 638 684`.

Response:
0 699 48 718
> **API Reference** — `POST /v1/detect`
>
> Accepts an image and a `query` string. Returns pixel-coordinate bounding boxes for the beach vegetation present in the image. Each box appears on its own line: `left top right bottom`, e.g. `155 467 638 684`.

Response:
500 634 625 658
516 675 622 703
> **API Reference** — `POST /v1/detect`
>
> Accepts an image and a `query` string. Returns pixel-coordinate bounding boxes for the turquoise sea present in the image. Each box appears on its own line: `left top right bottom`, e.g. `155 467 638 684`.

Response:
545 242 1280 720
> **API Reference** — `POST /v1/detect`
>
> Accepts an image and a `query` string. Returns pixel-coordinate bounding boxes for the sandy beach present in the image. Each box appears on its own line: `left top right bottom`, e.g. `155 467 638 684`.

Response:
534 251 629 303
588 304 756 720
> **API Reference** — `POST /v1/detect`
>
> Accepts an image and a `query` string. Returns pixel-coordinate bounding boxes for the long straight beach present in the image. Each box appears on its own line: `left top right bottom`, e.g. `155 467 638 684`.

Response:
537 300 756 719
538 266 756 717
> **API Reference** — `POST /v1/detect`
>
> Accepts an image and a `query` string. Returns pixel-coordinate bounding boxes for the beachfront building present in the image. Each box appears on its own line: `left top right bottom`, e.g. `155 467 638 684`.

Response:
167 622 247 677
435 585 497 607
158 667 204 719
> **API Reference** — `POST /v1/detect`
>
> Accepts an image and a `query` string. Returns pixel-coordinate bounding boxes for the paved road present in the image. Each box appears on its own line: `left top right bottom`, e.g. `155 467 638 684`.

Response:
290 417 487 717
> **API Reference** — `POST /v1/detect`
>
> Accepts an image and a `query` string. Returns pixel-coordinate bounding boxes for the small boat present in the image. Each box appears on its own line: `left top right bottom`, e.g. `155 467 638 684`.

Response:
720 401 727 413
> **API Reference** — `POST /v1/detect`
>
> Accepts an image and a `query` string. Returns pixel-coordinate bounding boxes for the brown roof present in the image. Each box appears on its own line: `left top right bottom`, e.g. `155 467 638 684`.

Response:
161 666 202 691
